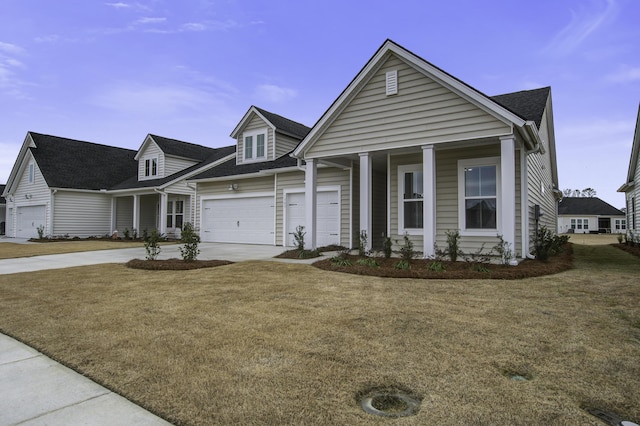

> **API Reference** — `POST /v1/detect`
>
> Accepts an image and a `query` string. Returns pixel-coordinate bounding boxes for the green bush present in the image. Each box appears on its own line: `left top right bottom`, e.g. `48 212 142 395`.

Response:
179 222 200 262
36 225 45 239
144 229 162 260
534 226 568 262
397 233 417 262
330 255 352 267
493 234 514 265
393 259 411 270
382 237 392 259
293 225 305 253
445 229 462 262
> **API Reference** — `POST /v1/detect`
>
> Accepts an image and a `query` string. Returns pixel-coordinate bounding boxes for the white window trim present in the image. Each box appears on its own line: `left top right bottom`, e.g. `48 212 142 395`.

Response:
457 157 501 237
144 157 158 178
398 164 424 236
243 128 268 163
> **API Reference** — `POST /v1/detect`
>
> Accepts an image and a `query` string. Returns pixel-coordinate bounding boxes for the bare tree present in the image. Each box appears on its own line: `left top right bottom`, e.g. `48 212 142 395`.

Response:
582 187 597 197
573 189 582 197
562 188 574 197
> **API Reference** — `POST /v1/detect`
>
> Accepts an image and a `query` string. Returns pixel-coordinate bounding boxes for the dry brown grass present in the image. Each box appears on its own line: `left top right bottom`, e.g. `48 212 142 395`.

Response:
0 240 164 259
1 244 639 425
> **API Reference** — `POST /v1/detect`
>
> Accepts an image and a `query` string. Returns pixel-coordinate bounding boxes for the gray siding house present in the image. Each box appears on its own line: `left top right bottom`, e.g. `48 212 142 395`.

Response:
558 197 626 234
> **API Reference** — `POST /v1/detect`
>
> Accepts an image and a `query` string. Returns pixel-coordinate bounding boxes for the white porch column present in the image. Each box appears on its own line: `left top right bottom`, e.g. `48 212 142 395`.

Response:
158 192 168 235
132 194 140 233
110 197 116 234
304 158 317 249
501 135 517 263
359 152 372 251
422 145 436 258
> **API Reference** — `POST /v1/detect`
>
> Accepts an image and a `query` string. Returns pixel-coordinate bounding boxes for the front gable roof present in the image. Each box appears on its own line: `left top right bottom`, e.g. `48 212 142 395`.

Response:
294 39 543 158
111 145 236 190
134 134 217 161
27 132 138 190
491 87 551 130
558 197 625 216
230 106 310 140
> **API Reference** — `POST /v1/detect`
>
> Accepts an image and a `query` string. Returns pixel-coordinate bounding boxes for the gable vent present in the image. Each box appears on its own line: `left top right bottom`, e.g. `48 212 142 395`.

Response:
386 70 398 96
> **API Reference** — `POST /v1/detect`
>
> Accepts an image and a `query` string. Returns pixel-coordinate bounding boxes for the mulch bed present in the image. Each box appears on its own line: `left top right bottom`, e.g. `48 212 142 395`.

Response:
313 245 573 280
274 245 346 259
612 243 640 259
126 258 233 270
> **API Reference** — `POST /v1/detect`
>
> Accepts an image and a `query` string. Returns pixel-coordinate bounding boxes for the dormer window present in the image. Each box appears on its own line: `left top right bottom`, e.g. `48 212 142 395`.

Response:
243 128 267 162
145 158 158 177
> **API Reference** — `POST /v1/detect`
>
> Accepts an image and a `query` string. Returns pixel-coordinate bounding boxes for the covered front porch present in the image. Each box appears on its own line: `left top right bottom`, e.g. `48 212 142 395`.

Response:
303 135 523 260
111 191 193 239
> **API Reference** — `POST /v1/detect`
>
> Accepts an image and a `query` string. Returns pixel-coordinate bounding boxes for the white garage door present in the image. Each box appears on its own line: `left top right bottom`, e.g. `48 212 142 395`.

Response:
17 205 46 238
285 191 340 247
202 196 274 244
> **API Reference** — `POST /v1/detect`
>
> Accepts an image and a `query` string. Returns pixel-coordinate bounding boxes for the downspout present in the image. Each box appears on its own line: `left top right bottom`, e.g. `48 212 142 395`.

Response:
186 183 197 228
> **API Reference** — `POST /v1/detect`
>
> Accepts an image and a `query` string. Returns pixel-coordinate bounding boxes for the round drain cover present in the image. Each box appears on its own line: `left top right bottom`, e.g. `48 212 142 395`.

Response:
360 391 420 417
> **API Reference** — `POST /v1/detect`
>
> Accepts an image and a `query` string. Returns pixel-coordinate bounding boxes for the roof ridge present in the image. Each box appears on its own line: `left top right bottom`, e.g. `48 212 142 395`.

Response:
29 132 137 153
253 106 311 130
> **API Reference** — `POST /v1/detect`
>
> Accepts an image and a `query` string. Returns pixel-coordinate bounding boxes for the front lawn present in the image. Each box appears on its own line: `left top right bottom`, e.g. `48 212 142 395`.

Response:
0 240 156 259
0 244 639 425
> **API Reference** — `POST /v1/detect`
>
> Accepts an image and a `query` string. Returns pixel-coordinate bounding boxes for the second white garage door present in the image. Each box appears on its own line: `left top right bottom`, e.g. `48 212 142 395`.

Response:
285 191 340 247
202 196 274 244
17 205 46 239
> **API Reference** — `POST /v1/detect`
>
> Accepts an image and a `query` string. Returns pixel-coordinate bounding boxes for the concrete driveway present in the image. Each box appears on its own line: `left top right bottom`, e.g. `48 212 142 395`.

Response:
0 240 320 274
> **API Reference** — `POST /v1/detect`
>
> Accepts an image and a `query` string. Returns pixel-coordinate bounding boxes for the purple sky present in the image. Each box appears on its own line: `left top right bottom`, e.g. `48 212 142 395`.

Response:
1 0 639 207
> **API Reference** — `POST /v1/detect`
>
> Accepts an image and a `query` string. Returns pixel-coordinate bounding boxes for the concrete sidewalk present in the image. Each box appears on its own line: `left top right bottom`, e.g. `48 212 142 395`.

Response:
0 334 171 426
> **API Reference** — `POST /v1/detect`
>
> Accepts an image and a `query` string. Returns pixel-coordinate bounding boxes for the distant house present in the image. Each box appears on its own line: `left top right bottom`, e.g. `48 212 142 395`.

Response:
2 39 561 261
558 197 626 234
618 103 640 233
0 184 6 235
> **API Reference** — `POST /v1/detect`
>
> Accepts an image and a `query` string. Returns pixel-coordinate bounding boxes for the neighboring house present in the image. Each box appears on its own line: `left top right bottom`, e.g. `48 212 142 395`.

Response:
190 39 560 260
0 184 6 235
618 103 640 234
1 132 234 239
2 39 561 261
557 197 626 234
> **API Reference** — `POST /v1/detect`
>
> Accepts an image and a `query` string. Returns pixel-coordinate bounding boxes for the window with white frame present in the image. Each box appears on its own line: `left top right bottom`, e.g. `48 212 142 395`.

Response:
145 158 158 177
458 158 500 234
167 200 184 229
615 219 626 231
398 165 423 233
243 128 267 162
28 163 34 183
570 218 588 230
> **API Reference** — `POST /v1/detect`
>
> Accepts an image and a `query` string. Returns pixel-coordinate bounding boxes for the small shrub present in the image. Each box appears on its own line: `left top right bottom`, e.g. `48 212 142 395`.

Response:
472 263 490 273
382 237 392 259
123 228 131 240
179 222 200 262
36 225 45 239
144 229 162 260
445 229 462 262
331 255 352 267
393 259 411 270
142 228 149 242
132 228 138 240
397 233 417 262
358 230 368 257
293 225 306 252
356 257 379 268
493 234 514 265
427 261 446 272
298 248 320 259
534 226 567 262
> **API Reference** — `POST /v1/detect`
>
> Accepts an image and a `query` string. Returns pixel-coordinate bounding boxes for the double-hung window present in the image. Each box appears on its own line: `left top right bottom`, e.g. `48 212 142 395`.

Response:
458 158 500 234
167 200 184 229
243 129 267 162
145 158 158 177
398 165 423 233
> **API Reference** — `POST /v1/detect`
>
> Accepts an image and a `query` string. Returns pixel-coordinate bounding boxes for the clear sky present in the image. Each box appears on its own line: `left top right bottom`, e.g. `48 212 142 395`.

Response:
1 0 638 208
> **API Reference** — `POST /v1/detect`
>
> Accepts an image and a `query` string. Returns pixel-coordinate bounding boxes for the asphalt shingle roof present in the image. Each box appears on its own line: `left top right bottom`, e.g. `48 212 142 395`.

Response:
189 154 298 181
29 132 138 190
491 87 550 129
111 145 236 189
558 197 625 216
254 107 311 139
150 134 219 161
